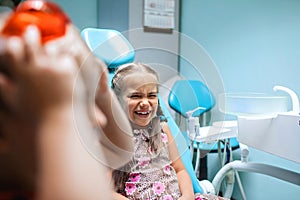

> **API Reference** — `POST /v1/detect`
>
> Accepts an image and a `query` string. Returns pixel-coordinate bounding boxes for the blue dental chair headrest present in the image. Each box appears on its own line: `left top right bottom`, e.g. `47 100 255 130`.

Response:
168 80 216 118
81 28 135 71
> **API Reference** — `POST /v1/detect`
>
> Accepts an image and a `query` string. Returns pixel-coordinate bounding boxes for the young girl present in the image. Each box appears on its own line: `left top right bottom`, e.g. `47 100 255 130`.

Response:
111 63 227 200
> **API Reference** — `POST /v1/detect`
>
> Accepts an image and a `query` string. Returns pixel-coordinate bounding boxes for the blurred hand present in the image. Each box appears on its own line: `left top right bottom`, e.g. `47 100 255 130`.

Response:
43 24 134 168
0 25 88 188
44 24 108 127
0 26 83 119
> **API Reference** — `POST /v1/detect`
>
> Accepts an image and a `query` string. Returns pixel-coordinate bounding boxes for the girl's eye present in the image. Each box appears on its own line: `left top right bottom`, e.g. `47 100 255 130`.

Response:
129 94 142 99
148 94 158 98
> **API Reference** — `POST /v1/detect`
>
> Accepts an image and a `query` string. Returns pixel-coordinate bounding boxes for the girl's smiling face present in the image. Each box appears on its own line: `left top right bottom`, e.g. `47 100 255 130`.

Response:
120 72 159 127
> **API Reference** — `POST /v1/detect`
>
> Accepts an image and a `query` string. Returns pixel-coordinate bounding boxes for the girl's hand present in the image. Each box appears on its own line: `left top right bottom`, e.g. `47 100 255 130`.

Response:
178 194 195 200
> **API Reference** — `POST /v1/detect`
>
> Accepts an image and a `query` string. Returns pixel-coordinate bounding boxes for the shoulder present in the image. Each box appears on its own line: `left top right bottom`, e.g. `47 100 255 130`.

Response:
160 121 169 131
160 122 174 139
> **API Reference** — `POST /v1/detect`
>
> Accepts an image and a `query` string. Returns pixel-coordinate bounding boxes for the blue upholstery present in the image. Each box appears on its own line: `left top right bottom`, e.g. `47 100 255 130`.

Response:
168 80 216 118
168 79 239 157
159 96 203 193
80 28 203 194
81 28 135 70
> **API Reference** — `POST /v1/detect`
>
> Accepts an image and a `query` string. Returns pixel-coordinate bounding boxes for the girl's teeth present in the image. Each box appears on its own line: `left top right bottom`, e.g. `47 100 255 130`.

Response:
136 111 150 115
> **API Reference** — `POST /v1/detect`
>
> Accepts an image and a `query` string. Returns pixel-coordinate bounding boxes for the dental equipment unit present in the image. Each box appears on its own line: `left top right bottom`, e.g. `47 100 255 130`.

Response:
214 85 300 199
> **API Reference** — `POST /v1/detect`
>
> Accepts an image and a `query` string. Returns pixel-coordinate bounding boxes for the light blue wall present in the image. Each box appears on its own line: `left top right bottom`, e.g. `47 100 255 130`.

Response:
52 0 98 30
180 0 300 95
180 0 300 199
98 0 129 32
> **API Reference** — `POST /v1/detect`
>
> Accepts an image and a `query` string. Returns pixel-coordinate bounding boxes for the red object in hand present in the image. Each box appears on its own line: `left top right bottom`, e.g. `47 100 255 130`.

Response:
1 0 70 44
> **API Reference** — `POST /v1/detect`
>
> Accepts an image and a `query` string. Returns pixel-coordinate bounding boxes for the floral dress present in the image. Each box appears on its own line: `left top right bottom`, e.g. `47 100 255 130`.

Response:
117 119 229 200
121 120 182 200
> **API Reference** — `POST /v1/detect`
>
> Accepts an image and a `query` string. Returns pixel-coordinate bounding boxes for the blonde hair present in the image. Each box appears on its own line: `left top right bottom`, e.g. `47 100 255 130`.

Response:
111 63 157 94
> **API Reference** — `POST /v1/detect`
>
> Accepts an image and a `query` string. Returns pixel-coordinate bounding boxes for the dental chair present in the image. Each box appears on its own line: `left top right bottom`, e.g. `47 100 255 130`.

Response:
168 79 240 197
80 27 213 194
168 80 216 176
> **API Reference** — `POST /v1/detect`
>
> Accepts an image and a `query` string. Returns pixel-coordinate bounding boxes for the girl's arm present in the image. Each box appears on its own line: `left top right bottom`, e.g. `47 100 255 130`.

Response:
163 123 195 200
